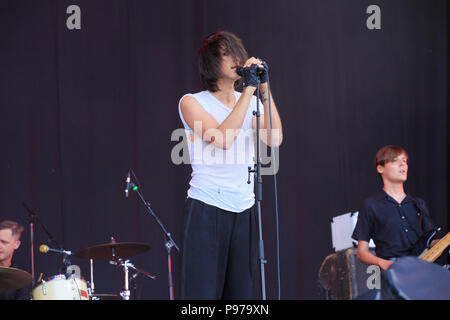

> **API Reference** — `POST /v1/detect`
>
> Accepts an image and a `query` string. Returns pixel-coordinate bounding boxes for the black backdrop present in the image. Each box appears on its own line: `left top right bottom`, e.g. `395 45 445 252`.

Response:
0 0 448 300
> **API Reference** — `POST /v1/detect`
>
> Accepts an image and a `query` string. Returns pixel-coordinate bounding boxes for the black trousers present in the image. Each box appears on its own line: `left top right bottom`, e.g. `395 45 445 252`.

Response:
180 197 258 300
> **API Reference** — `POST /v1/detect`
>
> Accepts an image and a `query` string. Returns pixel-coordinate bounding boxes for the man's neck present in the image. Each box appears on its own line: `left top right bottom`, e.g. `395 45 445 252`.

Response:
383 183 406 203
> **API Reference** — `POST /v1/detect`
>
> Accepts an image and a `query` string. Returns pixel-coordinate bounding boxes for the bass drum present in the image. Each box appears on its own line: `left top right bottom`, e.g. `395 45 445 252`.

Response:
32 274 89 300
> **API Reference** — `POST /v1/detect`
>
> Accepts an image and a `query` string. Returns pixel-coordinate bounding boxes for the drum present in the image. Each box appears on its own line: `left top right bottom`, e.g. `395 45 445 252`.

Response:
32 274 89 300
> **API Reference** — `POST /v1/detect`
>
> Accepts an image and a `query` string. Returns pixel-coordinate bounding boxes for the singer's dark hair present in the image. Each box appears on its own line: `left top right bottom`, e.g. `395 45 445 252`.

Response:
198 31 248 92
0 220 24 239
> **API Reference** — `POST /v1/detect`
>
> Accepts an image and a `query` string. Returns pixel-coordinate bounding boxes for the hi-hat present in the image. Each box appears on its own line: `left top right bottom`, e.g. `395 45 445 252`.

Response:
0 266 33 291
74 242 151 260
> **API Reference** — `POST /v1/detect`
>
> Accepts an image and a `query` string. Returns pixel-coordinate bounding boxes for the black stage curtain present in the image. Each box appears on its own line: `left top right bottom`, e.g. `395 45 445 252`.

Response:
0 0 447 299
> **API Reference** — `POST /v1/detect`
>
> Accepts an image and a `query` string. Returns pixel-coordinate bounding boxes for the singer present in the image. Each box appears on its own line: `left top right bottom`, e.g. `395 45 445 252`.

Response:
178 31 283 299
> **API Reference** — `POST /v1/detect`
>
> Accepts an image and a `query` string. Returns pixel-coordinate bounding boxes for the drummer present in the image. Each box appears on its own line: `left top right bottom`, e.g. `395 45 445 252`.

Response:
0 220 30 300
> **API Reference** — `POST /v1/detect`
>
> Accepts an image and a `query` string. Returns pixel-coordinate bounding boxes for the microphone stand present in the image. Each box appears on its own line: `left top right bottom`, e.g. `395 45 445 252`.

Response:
24 206 38 286
247 77 267 300
22 203 67 279
127 175 179 300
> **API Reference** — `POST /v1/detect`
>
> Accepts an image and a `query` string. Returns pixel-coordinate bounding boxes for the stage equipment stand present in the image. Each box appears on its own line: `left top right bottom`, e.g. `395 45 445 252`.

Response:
126 171 179 300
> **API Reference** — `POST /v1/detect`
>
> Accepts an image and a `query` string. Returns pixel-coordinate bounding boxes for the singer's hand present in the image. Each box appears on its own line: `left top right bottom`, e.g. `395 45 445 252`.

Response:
240 58 262 88
243 57 268 84
241 66 259 88
243 57 264 69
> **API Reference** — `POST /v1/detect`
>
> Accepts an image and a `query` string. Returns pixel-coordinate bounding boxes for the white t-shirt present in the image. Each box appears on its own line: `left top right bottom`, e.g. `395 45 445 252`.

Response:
178 90 264 213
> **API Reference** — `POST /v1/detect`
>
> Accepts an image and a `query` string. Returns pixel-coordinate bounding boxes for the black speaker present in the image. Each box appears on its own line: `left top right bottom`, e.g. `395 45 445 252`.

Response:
318 248 379 300
380 256 450 300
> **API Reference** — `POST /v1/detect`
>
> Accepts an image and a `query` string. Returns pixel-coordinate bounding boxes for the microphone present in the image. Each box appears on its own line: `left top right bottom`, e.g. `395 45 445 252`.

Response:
125 170 131 198
236 62 267 77
39 244 73 255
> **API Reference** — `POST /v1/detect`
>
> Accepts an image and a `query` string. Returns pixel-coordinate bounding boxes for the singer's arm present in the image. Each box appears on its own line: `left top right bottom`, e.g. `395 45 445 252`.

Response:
253 82 283 147
180 86 257 150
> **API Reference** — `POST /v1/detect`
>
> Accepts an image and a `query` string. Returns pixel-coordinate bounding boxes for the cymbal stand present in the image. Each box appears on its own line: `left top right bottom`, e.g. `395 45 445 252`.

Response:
110 258 156 300
89 258 95 295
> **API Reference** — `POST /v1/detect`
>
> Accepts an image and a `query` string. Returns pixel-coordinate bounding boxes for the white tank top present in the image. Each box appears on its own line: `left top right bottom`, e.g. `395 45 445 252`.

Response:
178 90 263 213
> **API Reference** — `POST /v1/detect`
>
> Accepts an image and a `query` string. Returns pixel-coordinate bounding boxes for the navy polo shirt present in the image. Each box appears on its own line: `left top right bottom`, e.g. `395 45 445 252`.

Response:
352 190 436 259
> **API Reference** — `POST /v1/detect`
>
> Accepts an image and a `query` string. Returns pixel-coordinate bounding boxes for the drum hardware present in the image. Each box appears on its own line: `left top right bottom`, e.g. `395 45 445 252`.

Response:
109 258 156 300
73 239 154 300
25 205 156 300
89 258 95 295
86 279 92 297
40 280 47 296
84 278 120 300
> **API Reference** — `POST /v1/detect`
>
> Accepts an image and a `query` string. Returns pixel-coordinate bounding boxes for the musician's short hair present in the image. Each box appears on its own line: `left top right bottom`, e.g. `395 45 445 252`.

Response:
198 30 248 92
375 145 408 169
0 220 24 240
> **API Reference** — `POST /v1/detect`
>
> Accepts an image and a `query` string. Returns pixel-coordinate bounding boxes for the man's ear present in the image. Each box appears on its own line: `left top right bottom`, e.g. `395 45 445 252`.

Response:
376 164 384 175
14 240 21 250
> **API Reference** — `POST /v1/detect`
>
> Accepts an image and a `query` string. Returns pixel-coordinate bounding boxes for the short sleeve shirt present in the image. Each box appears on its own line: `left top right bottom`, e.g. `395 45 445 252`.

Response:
352 190 436 259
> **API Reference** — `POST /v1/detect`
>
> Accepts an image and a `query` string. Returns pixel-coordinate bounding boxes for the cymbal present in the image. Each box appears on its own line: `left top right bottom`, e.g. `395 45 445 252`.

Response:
74 242 151 260
0 266 33 291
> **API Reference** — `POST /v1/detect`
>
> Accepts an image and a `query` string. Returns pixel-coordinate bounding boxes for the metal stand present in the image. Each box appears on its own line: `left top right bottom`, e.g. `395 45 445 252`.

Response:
89 258 95 295
27 213 37 286
110 258 156 300
126 173 179 300
247 80 267 300
23 202 59 285
121 260 131 300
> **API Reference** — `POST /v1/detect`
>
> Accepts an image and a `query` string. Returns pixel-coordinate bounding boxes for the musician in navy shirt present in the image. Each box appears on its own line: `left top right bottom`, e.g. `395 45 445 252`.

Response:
352 145 437 270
